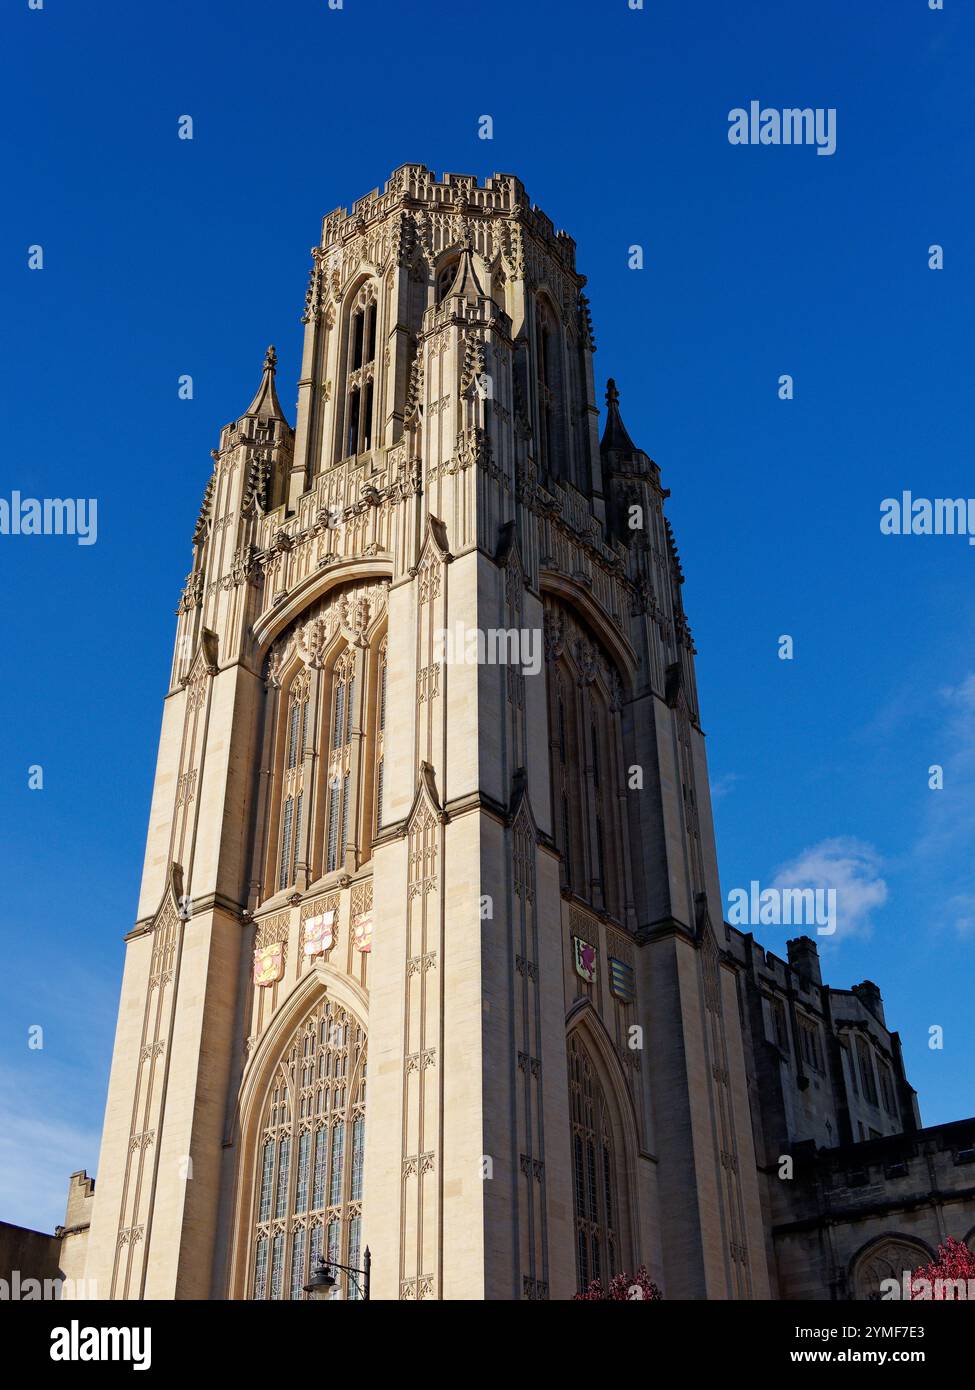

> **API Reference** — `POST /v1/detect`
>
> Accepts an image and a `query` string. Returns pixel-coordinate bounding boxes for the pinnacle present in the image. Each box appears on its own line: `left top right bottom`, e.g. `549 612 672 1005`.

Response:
241 343 289 424
600 377 638 455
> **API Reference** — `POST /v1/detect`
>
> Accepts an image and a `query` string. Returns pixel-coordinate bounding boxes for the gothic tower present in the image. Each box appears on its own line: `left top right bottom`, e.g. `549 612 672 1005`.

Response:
79 166 770 1301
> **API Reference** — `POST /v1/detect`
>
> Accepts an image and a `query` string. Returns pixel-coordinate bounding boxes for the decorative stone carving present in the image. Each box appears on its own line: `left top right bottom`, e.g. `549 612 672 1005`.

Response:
192 473 216 545
242 451 271 514
296 614 332 669
301 248 327 324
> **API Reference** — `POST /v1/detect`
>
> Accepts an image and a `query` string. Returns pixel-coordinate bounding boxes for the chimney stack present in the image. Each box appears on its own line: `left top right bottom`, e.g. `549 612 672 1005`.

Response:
787 936 822 987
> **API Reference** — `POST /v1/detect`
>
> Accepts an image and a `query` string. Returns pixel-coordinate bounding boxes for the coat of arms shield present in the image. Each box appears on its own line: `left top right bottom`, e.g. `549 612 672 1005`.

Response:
303 910 335 958
609 956 635 1003
253 941 284 987
352 910 373 953
573 936 597 984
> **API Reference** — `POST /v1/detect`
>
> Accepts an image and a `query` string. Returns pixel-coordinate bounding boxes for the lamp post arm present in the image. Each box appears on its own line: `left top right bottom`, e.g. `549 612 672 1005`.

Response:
327 1246 371 1301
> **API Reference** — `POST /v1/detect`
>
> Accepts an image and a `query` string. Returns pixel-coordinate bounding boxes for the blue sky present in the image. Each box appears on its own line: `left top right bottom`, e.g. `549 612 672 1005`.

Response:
1 0 972 1231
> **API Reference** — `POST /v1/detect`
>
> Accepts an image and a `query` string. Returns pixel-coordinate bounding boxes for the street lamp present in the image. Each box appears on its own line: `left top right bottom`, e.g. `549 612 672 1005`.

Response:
304 1247 371 1301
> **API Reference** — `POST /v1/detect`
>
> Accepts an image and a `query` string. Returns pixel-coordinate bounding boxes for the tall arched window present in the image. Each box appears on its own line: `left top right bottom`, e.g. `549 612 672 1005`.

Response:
251 998 366 1301
856 1036 880 1105
568 1034 622 1290
545 607 627 919
325 648 357 874
491 266 506 313
436 257 459 303
535 298 563 474
261 585 390 900
375 636 387 832
552 670 578 893
278 670 310 891
588 690 620 918
339 285 378 460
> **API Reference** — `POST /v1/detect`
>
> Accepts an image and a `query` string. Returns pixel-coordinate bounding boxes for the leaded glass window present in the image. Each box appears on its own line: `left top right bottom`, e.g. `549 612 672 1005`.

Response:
326 649 357 875
375 637 387 831
339 285 378 461
258 1138 274 1222
351 1114 364 1202
279 798 294 892
254 1235 268 1299
279 670 310 891
568 1034 621 1290
250 999 366 1300
536 301 556 471
545 612 626 919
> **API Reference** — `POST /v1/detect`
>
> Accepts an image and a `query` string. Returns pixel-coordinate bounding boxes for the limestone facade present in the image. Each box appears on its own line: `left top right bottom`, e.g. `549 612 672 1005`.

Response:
60 166 971 1302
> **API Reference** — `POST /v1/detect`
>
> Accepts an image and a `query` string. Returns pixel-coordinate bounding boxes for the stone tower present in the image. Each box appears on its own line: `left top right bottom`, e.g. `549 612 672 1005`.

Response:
79 165 770 1301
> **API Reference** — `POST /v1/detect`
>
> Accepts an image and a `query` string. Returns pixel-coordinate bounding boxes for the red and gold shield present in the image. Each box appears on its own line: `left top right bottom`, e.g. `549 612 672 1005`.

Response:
573 936 597 985
253 941 284 987
352 910 373 954
303 910 335 958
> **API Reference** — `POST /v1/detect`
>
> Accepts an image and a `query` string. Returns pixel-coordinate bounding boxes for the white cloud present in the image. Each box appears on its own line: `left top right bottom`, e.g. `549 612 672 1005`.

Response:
711 772 740 802
771 837 888 939
945 894 975 939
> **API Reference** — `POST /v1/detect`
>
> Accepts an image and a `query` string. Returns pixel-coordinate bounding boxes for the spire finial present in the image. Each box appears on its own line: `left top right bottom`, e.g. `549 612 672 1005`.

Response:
600 376 638 455
240 344 290 424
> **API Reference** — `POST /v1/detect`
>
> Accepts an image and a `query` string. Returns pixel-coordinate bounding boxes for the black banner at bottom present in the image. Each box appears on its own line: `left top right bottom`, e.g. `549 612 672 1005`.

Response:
2 1296 971 1375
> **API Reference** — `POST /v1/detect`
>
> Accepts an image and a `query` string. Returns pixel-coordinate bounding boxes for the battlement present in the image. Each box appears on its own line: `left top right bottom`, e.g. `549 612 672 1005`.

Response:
726 924 823 1004
779 1119 975 1228
320 163 578 274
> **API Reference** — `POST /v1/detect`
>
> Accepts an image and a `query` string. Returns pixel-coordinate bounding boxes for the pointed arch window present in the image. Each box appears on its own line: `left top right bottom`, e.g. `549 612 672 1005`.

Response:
589 695 617 916
568 1034 622 1291
250 998 366 1300
853 1239 934 1301
326 649 357 874
856 1036 879 1105
375 637 387 831
535 299 562 473
279 671 310 891
552 670 577 893
264 593 389 898
545 616 625 917
339 285 378 460
436 258 460 304
491 266 506 313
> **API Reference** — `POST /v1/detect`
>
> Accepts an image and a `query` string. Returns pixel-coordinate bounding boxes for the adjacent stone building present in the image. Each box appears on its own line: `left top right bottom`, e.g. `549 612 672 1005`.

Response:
726 932 975 1297
0 1171 94 1299
11 166 969 1301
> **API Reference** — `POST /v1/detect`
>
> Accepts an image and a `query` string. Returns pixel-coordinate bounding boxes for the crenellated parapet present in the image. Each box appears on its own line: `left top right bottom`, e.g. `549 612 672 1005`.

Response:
319 165 579 279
